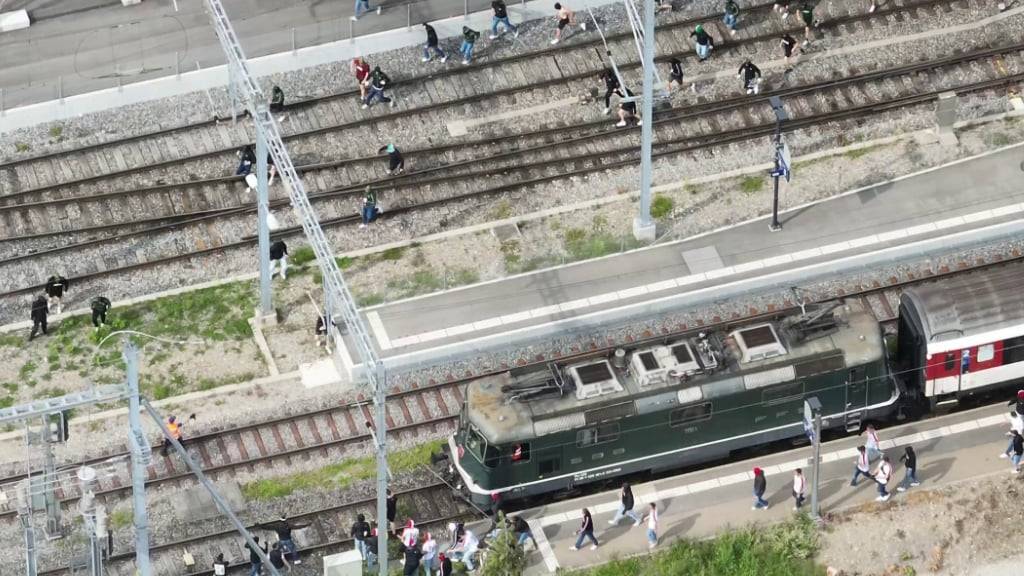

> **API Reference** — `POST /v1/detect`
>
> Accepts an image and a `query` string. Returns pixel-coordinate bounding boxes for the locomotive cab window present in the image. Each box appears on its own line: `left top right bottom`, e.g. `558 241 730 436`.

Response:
670 402 712 427
465 425 500 468
576 423 620 447
510 442 531 463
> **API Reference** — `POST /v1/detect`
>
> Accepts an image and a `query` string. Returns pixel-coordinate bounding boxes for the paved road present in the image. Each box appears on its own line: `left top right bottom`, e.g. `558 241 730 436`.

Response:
0 0 496 109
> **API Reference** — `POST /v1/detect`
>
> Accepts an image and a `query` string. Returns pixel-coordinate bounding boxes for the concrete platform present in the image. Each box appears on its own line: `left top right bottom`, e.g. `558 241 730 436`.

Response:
348 143 1024 373
511 400 1018 574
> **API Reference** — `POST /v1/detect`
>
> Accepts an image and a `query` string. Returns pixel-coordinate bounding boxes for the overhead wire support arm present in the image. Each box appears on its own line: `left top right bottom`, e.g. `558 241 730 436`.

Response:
200 0 391 572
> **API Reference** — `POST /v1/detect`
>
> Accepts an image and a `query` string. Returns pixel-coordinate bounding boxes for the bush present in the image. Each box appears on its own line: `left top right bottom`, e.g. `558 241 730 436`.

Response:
479 512 526 576
651 195 674 219
290 245 316 266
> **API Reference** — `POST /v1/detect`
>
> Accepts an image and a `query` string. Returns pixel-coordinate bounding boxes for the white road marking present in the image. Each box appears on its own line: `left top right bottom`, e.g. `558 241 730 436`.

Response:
529 518 560 572
366 311 392 350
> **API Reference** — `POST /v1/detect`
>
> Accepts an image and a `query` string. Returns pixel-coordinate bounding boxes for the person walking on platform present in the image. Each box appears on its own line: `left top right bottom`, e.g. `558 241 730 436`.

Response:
872 453 893 501
270 86 285 114
642 502 659 549
781 34 799 70
352 0 381 21
752 467 769 510
1009 429 1023 474
1009 390 1024 417
723 0 740 35
608 482 642 526
792 468 807 510
897 445 920 491
422 23 447 62
616 87 639 127
29 294 49 341
352 58 371 102
363 65 394 109
90 296 111 329
378 144 405 176
460 26 480 65
569 508 598 550
1003 410 1024 458
690 24 714 61
851 445 871 486
421 531 438 575
599 69 624 115
737 59 762 95
45 274 69 315
551 3 585 45
510 515 538 550
490 0 519 39
269 240 288 280
799 1 818 47
246 536 268 576
257 515 309 565
864 424 882 461
236 144 257 176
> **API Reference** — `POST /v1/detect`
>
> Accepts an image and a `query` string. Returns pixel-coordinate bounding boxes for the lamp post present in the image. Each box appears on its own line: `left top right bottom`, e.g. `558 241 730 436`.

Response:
768 96 790 232
803 396 823 522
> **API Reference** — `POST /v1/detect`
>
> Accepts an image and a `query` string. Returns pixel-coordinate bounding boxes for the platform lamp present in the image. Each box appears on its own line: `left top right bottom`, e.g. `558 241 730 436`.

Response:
768 96 791 232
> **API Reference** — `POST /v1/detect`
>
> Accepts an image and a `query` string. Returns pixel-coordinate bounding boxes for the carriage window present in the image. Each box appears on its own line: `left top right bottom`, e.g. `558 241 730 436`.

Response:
978 344 995 363
510 442 531 464
576 423 620 447
466 425 500 468
1005 337 1024 364
539 458 560 475
944 353 956 371
670 402 712 427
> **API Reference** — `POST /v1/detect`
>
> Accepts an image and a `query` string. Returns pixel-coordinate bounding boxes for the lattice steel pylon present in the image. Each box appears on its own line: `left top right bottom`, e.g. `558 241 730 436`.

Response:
201 1 391 572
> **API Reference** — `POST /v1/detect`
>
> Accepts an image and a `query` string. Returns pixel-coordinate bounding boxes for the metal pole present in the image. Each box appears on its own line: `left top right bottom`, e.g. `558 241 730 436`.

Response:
18 483 37 576
1 88 5 116
125 343 153 576
810 409 822 521
256 122 273 316
291 28 296 54
142 400 283 576
349 17 354 42
175 52 180 79
43 442 61 539
769 125 782 232
407 3 411 29
632 0 656 241
58 76 63 102
464 0 469 18
375 364 389 576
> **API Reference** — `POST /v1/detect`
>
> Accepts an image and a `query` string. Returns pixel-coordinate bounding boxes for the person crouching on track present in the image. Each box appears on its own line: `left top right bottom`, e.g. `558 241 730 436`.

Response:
378 144 405 176
616 88 640 128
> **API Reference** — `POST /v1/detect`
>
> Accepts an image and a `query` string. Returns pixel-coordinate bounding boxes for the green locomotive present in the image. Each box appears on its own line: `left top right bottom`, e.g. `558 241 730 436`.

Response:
447 300 900 506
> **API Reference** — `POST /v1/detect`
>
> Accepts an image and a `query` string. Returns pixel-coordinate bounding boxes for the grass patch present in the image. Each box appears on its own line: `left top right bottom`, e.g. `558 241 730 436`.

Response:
843 142 887 160
242 440 445 501
387 270 442 298
0 333 22 348
500 240 521 268
565 515 820 576
1 382 17 394
491 200 513 220
15 142 30 153
450 269 479 288
563 228 635 262
19 361 38 380
739 175 765 195
49 125 64 139
0 397 13 409
290 245 316 266
357 293 385 307
651 194 674 219
109 508 133 530
378 246 406 262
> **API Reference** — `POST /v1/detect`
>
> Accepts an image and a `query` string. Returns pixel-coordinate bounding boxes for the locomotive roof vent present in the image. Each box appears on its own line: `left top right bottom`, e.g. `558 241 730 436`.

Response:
568 360 623 400
630 343 701 387
731 324 787 363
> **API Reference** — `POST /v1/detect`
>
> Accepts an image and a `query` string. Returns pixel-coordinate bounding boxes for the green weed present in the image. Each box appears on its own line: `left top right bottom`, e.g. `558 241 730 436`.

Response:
651 194 674 219
740 176 765 195
290 246 316 266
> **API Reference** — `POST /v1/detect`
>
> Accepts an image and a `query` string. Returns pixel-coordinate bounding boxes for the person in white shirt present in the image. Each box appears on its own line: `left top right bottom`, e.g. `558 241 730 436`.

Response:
641 503 659 549
872 454 893 502
400 519 420 549
1001 410 1024 458
864 424 881 461
850 445 872 486
792 468 807 510
420 532 437 576
451 529 479 570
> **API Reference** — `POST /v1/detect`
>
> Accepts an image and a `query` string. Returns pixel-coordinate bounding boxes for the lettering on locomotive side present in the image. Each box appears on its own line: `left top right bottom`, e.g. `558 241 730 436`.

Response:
573 467 623 483
754 415 767 423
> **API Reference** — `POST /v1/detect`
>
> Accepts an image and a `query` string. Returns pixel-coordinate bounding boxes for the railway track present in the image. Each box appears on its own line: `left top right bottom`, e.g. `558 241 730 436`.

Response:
0 382 465 521
0 36 1019 308
36 482 478 576
0 0 977 248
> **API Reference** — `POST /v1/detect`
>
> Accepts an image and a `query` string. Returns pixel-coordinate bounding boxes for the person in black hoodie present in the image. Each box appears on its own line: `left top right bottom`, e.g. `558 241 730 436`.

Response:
402 544 423 576
608 482 641 526
29 294 49 341
386 488 398 533
45 275 69 315
362 66 394 109
256 515 309 565
752 467 769 510
246 536 268 576
896 445 920 492
460 26 480 65
268 541 289 572
438 552 454 576
570 508 598 550
422 23 447 62
489 0 519 38
350 513 371 561
598 69 624 115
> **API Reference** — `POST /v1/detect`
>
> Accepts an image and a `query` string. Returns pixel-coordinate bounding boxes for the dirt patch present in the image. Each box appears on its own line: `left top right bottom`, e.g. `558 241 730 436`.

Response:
819 474 1024 575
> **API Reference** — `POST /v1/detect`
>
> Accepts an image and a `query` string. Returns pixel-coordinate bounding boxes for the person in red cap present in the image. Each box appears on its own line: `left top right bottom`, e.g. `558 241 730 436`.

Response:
1009 390 1024 417
752 467 769 510
437 552 453 576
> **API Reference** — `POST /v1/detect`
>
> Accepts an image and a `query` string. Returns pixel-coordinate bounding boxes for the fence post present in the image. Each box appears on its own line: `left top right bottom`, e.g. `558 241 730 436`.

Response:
175 52 181 79
291 28 296 54
407 3 411 29
464 0 469 18
349 18 355 43
58 75 63 103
